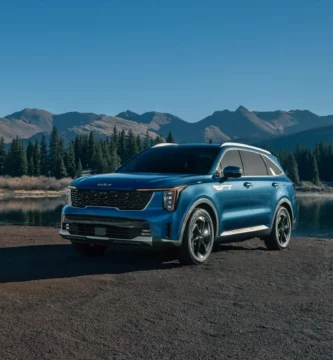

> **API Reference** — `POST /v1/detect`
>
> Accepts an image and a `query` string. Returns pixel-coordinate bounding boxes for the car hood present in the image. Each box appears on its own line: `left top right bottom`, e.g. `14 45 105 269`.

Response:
71 173 204 190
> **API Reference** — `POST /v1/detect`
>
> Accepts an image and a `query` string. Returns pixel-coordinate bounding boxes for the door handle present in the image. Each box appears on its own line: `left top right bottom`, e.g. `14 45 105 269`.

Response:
272 182 279 188
244 182 252 188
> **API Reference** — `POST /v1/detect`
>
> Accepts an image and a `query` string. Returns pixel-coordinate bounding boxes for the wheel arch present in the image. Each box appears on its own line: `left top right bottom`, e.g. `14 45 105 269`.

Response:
271 198 294 231
179 199 219 243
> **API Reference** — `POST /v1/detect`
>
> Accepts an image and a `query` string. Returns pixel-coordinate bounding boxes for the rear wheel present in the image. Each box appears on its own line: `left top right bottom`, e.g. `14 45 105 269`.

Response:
264 206 292 250
71 242 108 256
177 208 215 265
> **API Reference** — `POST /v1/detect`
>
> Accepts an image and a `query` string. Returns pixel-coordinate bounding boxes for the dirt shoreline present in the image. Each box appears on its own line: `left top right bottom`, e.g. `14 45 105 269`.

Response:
0 226 332 359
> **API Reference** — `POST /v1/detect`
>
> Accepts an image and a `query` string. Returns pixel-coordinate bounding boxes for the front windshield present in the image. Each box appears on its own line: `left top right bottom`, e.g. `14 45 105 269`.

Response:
117 146 220 175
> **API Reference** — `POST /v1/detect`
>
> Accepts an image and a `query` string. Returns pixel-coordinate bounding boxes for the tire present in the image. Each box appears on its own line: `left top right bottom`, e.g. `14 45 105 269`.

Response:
71 242 108 256
177 208 215 265
264 206 292 250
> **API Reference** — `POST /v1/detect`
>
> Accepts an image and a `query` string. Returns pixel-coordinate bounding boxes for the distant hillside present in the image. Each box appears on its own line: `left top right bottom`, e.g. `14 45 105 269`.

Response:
257 124 333 152
116 106 333 143
2 106 333 145
0 109 160 144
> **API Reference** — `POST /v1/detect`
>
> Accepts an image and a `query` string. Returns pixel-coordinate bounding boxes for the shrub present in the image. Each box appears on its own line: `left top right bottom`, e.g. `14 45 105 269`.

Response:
0 176 72 191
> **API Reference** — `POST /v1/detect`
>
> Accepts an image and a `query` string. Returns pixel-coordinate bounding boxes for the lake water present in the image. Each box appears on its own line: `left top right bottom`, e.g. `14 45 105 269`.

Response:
0 195 332 239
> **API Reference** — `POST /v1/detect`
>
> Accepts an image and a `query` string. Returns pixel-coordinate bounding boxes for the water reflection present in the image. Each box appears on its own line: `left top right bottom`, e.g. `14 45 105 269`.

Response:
0 194 332 238
294 195 333 239
0 197 65 227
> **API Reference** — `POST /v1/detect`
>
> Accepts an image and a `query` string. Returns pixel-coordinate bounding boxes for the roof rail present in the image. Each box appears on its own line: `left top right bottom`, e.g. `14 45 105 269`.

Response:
221 142 271 154
152 143 178 148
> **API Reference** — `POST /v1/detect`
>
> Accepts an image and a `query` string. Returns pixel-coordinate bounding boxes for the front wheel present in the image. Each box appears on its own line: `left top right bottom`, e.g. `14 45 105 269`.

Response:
264 206 292 250
177 208 215 265
71 242 108 256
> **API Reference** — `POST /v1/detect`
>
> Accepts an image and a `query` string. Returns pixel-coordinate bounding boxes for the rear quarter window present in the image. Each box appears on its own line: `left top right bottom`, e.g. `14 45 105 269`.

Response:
263 157 283 176
240 150 268 176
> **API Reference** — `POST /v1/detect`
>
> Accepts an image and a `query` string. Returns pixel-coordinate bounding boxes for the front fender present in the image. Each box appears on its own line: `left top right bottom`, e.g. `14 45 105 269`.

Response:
174 184 220 242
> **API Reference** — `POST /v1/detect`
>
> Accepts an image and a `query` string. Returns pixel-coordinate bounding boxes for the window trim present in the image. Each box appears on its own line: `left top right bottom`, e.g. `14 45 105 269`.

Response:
216 148 283 178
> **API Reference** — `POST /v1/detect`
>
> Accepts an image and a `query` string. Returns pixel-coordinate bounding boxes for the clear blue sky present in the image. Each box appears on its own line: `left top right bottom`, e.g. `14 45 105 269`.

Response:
0 0 332 122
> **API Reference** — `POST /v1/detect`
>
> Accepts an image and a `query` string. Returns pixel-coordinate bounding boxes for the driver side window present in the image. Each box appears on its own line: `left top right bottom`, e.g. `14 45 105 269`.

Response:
219 150 243 172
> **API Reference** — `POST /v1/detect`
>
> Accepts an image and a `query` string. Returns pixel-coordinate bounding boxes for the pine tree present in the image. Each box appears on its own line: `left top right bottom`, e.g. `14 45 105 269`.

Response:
112 125 118 147
143 130 150 150
66 142 76 178
166 132 174 143
309 153 320 185
75 158 83 178
118 130 127 164
154 136 164 145
91 143 108 174
286 154 300 184
34 140 41 176
136 134 142 153
109 146 120 172
26 140 35 176
40 134 49 176
17 138 28 176
149 137 155 147
49 127 60 177
54 157 68 179
88 131 95 167
79 135 90 168
28 156 35 177
6 137 28 177
0 137 6 175
126 129 138 161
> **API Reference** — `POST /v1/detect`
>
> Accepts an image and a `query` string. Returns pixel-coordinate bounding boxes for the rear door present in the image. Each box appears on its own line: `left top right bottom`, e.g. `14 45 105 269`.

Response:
216 149 256 235
239 150 273 228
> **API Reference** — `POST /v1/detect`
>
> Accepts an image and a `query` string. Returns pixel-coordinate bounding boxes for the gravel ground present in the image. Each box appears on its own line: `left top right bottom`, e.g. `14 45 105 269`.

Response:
0 226 332 360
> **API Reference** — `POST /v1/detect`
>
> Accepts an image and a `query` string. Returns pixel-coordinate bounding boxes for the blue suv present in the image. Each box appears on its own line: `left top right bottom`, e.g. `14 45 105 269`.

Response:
60 142 296 265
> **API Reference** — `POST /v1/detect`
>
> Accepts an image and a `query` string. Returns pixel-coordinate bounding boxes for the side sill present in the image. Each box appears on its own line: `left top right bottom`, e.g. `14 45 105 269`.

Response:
220 225 269 237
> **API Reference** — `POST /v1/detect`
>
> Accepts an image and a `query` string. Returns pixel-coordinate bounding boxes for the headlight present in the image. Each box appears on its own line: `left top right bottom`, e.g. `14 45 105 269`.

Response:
66 186 76 206
162 186 187 212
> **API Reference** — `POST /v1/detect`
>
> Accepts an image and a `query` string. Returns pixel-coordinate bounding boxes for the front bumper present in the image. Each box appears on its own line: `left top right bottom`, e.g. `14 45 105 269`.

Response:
59 211 181 248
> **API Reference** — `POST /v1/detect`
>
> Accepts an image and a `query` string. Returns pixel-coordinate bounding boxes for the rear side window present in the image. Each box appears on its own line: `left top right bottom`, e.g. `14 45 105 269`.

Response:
263 157 283 176
240 150 268 176
220 150 243 172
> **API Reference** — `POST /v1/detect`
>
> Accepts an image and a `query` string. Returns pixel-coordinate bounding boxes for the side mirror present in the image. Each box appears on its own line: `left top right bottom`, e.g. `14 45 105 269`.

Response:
223 166 242 179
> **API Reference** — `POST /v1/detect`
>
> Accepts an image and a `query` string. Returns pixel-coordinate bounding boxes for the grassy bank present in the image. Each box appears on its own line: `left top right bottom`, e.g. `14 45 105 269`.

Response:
0 176 72 198
295 181 333 193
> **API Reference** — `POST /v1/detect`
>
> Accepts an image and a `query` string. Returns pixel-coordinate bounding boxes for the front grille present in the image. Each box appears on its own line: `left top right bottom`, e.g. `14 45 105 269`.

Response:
71 189 153 210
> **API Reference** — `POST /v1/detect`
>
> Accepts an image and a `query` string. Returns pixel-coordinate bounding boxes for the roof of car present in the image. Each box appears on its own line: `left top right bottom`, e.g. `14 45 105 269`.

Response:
152 143 221 148
153 142 271 154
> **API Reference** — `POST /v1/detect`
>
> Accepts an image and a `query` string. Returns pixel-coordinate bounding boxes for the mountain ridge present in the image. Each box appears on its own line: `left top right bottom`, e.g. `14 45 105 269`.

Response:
1 106 333 149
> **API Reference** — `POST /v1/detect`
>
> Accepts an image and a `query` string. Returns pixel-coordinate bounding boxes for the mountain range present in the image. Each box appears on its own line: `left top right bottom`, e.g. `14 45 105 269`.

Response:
1 106 333 151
